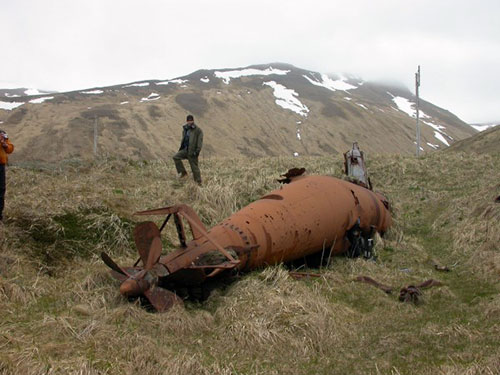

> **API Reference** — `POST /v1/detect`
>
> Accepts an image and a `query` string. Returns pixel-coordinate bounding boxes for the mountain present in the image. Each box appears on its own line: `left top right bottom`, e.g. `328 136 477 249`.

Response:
446 124 500 155
0 87 56 99
469 122 499 132
0 63 475 162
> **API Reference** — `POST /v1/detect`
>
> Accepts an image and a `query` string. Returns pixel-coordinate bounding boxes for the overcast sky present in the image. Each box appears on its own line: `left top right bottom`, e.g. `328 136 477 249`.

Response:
1 0 499 123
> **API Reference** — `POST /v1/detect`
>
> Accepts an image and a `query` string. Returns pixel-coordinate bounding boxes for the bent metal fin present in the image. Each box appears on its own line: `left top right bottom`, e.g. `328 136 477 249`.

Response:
101 252 128 277
134 221 161 266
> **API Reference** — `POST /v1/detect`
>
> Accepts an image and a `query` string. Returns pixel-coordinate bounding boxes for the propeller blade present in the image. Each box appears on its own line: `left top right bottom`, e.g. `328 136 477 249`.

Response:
134 221 161 266
101 252 129 277
110 270 128 282
144 287 183 312
119 277 150 297
145 236 162 270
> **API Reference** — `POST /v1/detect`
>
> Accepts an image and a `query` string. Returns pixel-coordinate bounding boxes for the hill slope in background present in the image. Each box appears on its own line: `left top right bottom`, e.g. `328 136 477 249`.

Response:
446 125 500 155
470 122 499 132
0 63 475 162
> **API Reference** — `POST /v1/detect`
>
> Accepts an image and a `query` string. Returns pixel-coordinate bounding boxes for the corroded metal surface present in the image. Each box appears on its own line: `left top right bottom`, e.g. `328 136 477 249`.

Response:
102 171 392 312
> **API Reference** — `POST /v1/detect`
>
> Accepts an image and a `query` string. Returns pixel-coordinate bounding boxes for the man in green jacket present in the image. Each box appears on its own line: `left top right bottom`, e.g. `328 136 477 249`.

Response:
173 115 203 185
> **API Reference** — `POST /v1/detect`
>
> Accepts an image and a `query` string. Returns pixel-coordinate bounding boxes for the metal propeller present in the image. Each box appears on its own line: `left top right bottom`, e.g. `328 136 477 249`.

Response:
102 225 182 312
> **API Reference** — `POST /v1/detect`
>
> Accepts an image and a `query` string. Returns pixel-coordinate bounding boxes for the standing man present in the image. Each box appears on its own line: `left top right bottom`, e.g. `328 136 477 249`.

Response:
0 130 14 222
173 115 203 185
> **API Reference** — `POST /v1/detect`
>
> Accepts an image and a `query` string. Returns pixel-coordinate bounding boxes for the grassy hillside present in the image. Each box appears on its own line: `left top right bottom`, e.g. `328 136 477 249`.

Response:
0 151 499 374
445 125 500 155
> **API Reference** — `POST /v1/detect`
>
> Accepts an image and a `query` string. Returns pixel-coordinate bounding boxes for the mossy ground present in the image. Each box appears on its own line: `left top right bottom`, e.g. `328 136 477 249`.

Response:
0 151 499 374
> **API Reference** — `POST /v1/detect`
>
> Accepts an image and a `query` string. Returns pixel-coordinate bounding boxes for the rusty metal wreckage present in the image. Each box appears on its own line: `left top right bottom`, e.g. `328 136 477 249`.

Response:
102 144 392 312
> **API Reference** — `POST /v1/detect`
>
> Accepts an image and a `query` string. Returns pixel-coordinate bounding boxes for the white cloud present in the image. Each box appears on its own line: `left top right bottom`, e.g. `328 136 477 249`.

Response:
1 0 499 122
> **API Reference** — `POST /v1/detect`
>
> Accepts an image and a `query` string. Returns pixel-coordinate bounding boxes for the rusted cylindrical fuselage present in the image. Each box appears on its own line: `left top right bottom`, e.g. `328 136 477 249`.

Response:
104 173 393 311
161 175 391 275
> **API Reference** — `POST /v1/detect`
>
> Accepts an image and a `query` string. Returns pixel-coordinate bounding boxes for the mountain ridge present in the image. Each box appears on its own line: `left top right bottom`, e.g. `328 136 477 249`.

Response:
0 63 476 162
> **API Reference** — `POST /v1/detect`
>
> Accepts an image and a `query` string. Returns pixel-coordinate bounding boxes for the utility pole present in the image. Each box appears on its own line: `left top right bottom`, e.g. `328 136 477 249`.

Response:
415 65 421 157
93 116 98 156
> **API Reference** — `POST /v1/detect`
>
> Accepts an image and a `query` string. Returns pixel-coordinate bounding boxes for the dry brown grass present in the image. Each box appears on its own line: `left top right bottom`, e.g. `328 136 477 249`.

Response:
0 151 498 374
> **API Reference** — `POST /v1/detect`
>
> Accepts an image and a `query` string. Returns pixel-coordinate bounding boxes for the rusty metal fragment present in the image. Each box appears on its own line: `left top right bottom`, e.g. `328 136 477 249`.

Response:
399 279 443 304
289 271 322 280
277 167 306 184
102 166 392 312
355 276 393 294
434 264 451 272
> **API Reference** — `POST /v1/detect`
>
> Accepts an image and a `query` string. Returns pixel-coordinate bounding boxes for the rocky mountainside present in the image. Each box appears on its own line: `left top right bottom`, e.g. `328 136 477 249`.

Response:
0 63 475 162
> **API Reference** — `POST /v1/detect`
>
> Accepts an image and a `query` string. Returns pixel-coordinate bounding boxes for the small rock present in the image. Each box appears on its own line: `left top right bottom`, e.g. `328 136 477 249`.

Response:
73 304 92 316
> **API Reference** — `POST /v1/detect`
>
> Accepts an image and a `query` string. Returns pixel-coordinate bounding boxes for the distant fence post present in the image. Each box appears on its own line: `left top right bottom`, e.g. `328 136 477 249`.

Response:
94 116 98 156
415 65 421 157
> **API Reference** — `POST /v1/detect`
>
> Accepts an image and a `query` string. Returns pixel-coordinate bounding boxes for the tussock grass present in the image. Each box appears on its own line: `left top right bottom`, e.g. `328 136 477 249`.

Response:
0 151 498 374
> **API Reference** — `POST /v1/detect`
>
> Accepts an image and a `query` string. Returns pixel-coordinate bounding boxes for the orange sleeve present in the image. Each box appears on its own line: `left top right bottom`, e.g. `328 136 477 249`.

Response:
5 140 14 154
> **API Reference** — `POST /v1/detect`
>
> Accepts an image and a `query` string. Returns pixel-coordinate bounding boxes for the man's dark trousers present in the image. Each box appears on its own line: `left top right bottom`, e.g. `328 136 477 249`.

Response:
0 164 5 220
173 149 201 183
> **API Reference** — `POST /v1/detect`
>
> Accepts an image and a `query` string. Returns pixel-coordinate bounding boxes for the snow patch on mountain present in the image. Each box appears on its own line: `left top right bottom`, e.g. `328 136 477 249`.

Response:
141 93 160 102
124 82 150 87
200 77 210 83
0 101 24 110
156 79 188 86
263 81 309 117
391 96 429 119
433 131 450 146
215 67 289 85
389 93 453 147
29 96 54 104
422 120 445 132
470 123 498 132
24 88 45 96
427 142 440 149
4 93 20 98
414 142 424 152
303 73 358 92
82 90 104 94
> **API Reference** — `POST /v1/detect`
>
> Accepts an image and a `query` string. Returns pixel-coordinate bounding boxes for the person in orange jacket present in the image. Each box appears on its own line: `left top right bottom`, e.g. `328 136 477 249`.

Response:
0 130 14 222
